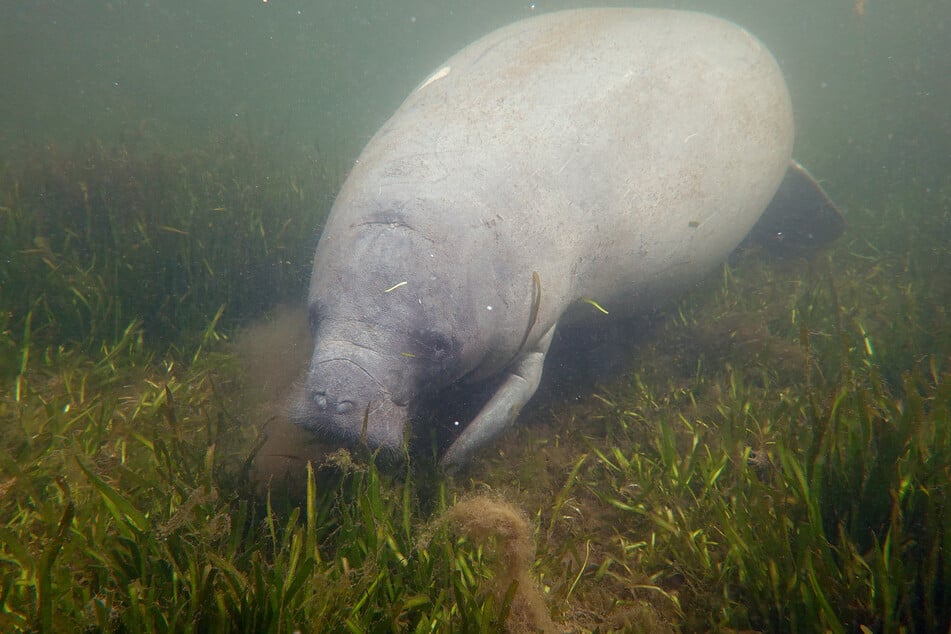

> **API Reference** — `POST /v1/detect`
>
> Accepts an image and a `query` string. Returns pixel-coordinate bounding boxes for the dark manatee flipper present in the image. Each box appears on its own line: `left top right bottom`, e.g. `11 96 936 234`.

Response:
746 160 845 254
438 326 556 467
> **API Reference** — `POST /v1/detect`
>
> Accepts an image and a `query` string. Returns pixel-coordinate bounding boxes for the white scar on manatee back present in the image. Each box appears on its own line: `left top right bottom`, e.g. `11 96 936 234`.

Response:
417 65 452 91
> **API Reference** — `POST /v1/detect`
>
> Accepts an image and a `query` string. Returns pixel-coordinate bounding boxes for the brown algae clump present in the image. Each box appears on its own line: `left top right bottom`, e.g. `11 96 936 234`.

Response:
443 495 557 633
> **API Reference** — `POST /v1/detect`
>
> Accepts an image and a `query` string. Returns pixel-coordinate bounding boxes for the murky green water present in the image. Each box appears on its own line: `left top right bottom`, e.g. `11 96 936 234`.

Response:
1 1 948 631
2 1 948 193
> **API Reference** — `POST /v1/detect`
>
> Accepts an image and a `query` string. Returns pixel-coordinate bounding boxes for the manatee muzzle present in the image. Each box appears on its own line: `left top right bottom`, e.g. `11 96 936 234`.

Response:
293 356 408 452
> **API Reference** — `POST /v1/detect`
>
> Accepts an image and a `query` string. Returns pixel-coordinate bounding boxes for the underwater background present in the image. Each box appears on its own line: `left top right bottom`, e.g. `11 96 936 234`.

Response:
1 1 949 632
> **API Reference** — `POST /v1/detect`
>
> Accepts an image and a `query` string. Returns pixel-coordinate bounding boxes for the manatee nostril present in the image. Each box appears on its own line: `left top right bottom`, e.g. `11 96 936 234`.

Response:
311 390 355 415
313 391 328 410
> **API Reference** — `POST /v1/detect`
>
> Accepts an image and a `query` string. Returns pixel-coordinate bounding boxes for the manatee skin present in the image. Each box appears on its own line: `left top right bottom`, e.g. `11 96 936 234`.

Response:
293 8 794 466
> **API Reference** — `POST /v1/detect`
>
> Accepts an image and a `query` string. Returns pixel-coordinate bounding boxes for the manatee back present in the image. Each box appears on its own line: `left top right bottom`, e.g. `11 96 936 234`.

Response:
319 8 793 327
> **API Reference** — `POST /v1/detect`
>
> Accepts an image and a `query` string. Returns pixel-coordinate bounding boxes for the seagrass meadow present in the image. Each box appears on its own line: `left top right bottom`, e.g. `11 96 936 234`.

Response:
1 135 950 633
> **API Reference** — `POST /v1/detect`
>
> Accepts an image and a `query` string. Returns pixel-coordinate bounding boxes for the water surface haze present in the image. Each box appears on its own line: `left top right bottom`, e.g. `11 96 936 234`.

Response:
2 0 947 204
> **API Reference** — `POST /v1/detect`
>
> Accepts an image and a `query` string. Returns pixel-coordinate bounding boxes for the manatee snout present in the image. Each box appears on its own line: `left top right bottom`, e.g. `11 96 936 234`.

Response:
292 356 408 453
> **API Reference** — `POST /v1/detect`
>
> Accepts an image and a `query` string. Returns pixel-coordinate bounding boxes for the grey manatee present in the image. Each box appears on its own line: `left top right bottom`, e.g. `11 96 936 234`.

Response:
292 8 843 468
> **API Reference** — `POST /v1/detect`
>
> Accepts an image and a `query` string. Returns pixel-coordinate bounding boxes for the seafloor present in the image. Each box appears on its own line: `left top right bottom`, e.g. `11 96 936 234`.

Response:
1 137 948 632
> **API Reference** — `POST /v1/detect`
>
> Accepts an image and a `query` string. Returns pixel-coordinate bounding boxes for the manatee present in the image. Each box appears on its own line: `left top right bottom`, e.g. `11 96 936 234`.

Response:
292 8 843 468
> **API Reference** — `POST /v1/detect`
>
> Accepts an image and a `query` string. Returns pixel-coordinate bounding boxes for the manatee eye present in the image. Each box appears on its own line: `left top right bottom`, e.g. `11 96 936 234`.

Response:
410 329 458 367
308 303 322 335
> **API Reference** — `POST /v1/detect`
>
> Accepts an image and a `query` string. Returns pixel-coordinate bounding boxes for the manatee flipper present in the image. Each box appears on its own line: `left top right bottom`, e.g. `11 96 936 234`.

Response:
746 159 845 254
439 325 556 469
